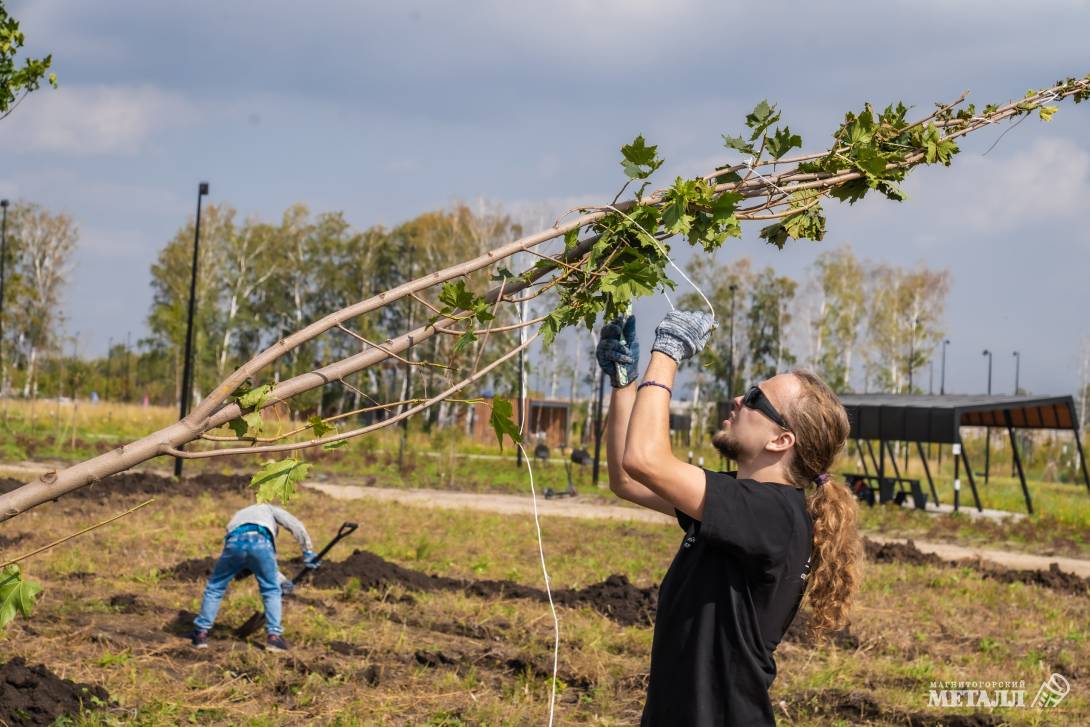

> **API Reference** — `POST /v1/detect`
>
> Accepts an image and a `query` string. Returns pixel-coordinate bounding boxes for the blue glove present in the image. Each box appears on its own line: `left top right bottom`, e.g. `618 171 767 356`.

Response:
277 571 294 594
303 550 320 570
596 315 640 388
651 311 716 363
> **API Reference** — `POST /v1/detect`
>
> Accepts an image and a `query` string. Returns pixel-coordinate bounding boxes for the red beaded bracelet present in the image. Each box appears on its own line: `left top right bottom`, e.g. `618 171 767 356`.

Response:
637 380 673 396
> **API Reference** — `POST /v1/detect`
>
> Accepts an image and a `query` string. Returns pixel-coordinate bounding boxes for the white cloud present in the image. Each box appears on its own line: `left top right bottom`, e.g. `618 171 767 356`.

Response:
4 84 199 155
918 137 1090 234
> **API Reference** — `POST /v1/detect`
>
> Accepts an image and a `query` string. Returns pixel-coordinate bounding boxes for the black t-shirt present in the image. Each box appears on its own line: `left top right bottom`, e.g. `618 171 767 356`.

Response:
641 470 813 726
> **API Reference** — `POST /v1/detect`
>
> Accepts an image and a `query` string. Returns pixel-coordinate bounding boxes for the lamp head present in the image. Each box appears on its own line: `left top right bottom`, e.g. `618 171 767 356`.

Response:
198 182 209 196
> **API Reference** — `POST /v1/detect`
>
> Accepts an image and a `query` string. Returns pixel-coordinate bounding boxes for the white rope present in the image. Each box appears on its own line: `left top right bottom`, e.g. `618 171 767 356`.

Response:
516 440 560 727
513 270 559 727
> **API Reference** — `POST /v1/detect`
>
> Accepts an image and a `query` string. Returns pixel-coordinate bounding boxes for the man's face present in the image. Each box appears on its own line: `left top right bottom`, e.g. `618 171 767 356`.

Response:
712 374 799 462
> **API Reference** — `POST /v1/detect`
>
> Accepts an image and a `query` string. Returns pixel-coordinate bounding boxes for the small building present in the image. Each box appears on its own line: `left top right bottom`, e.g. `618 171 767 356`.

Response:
470 397 572 448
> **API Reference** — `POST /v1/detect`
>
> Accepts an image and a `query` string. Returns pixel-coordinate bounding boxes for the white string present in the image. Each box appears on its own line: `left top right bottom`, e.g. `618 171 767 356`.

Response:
516 440 560 727
512 262 559 727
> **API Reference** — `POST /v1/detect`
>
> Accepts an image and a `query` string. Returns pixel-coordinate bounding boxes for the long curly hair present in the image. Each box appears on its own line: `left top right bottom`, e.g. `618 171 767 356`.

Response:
784 370 862 636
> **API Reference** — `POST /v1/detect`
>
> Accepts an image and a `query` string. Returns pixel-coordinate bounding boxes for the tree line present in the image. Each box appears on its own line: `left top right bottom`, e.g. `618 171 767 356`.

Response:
678 247 951 399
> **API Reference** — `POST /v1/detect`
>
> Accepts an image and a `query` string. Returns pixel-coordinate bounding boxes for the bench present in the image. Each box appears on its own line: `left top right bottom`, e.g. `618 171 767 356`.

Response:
842 473 928 510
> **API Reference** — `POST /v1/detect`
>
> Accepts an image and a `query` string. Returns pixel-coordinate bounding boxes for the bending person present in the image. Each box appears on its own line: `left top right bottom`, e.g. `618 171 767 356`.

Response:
598 311 862 726
190 503 319 652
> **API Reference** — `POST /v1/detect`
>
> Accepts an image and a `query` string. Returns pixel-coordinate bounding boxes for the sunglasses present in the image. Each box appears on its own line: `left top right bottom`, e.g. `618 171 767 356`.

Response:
741 386 791 431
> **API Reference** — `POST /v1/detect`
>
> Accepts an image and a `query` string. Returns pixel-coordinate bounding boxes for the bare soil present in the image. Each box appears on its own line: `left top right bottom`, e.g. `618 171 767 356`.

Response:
864 537 1090 596
166 547 659 627
0 657 110 726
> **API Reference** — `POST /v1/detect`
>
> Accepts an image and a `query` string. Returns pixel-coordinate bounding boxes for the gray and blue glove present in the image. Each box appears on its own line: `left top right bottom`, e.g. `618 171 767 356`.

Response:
303 550 320 570
277 571 295 594
651 310 716 363
596 315 640 387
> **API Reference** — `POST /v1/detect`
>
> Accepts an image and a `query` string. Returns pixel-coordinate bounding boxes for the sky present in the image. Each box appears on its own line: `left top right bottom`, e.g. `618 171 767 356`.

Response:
3 0 1090 398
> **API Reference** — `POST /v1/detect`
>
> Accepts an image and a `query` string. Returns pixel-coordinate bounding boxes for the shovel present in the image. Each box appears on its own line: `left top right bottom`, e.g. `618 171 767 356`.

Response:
235 521 358 638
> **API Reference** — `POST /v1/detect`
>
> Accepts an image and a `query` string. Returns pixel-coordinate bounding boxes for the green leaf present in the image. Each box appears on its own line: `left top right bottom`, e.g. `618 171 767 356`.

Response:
453 328 478 354
745 100 781 140
620 134 663 180
491 266 515 281
227 411 263 438
0 566 42 630
250 459 310 504
308 415 335 438
438 280 478 311
322 439 348 451
541 311 564 347
1039 105 1058 121
599 261 660 304
722 134 755 155
238 384 273 411
759 223 789 249
661 201 692 235
829 178 869 205
489 398 522 450
766 126 802 159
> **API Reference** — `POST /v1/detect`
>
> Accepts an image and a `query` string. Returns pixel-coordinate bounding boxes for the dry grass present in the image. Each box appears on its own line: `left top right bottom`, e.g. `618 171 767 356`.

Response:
1 477 1088 725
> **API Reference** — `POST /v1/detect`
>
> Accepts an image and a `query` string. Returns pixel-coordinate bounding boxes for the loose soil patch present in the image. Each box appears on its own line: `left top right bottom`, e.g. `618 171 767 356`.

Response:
0 472 251 499
0 657 110 727
309 548 658 626
864 537 1090 597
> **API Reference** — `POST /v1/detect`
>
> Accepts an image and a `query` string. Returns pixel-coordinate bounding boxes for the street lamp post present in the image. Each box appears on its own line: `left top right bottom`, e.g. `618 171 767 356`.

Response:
0 199 9 397
1012 350 1021 477
982 348 993 484
908 315 918 393
940 339 950 395
175 182 210 478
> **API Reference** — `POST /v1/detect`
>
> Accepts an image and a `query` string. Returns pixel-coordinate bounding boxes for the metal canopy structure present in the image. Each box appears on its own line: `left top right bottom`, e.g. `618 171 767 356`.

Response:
839 394 1090 514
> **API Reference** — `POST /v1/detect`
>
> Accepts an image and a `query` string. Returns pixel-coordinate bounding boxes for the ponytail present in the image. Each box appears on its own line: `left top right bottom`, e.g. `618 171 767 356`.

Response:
785 370 862 636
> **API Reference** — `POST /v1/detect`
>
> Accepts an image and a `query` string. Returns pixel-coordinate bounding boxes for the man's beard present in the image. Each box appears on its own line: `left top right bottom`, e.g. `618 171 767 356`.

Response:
712 427 743 460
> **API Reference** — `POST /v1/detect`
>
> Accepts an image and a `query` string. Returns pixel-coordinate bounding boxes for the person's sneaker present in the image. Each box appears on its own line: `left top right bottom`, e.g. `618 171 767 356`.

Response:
190 629 209 649
266 634 289 652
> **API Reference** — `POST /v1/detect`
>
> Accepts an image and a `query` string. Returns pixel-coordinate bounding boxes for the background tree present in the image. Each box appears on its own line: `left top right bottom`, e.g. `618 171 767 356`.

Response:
746 267 797 382
680 256 754 399
803 246 865 392
4 204 79 398
863 264 950 392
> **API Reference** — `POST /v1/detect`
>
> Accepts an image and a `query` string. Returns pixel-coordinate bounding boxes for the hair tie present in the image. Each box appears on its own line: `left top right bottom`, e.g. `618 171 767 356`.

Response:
813 473 830 487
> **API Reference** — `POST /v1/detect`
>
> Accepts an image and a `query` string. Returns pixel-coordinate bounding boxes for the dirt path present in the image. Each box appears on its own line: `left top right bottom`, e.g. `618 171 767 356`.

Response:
302 481 674 525
302 481 1090 579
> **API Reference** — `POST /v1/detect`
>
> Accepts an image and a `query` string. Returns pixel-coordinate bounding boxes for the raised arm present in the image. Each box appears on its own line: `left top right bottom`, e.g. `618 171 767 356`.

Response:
598 315 675 516
621 311 716 520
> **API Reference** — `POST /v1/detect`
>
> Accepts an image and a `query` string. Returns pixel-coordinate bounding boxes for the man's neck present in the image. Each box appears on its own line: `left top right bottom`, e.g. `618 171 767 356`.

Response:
736 460 794 487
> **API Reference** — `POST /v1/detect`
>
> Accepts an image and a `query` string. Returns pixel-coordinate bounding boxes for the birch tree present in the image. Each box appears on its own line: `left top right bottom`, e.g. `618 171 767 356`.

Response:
5 204 78 398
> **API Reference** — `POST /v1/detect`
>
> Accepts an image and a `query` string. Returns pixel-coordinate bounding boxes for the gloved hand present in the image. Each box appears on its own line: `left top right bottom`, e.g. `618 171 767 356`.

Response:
277 570 294 594
651 311 716 363
303 550 320 570
596 315 640 388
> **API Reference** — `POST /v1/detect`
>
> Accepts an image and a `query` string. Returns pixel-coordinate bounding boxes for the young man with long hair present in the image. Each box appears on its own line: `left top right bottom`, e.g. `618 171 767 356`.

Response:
598 311 862 725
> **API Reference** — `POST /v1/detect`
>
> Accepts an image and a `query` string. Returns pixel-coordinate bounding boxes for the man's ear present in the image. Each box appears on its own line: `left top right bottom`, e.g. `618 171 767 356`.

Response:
765 430 795 454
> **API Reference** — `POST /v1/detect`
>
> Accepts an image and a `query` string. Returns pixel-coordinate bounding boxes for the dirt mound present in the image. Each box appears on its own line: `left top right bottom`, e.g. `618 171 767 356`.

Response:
309 549 463 592
864 537 946 567
971 560 1090 596
0 657 110 726
306 548 657 626
165 556 220 581
0 472 251 500
864 537 1090 597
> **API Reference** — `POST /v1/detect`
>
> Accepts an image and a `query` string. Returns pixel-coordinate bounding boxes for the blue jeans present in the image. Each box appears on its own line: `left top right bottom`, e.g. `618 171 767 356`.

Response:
194 531 283 635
